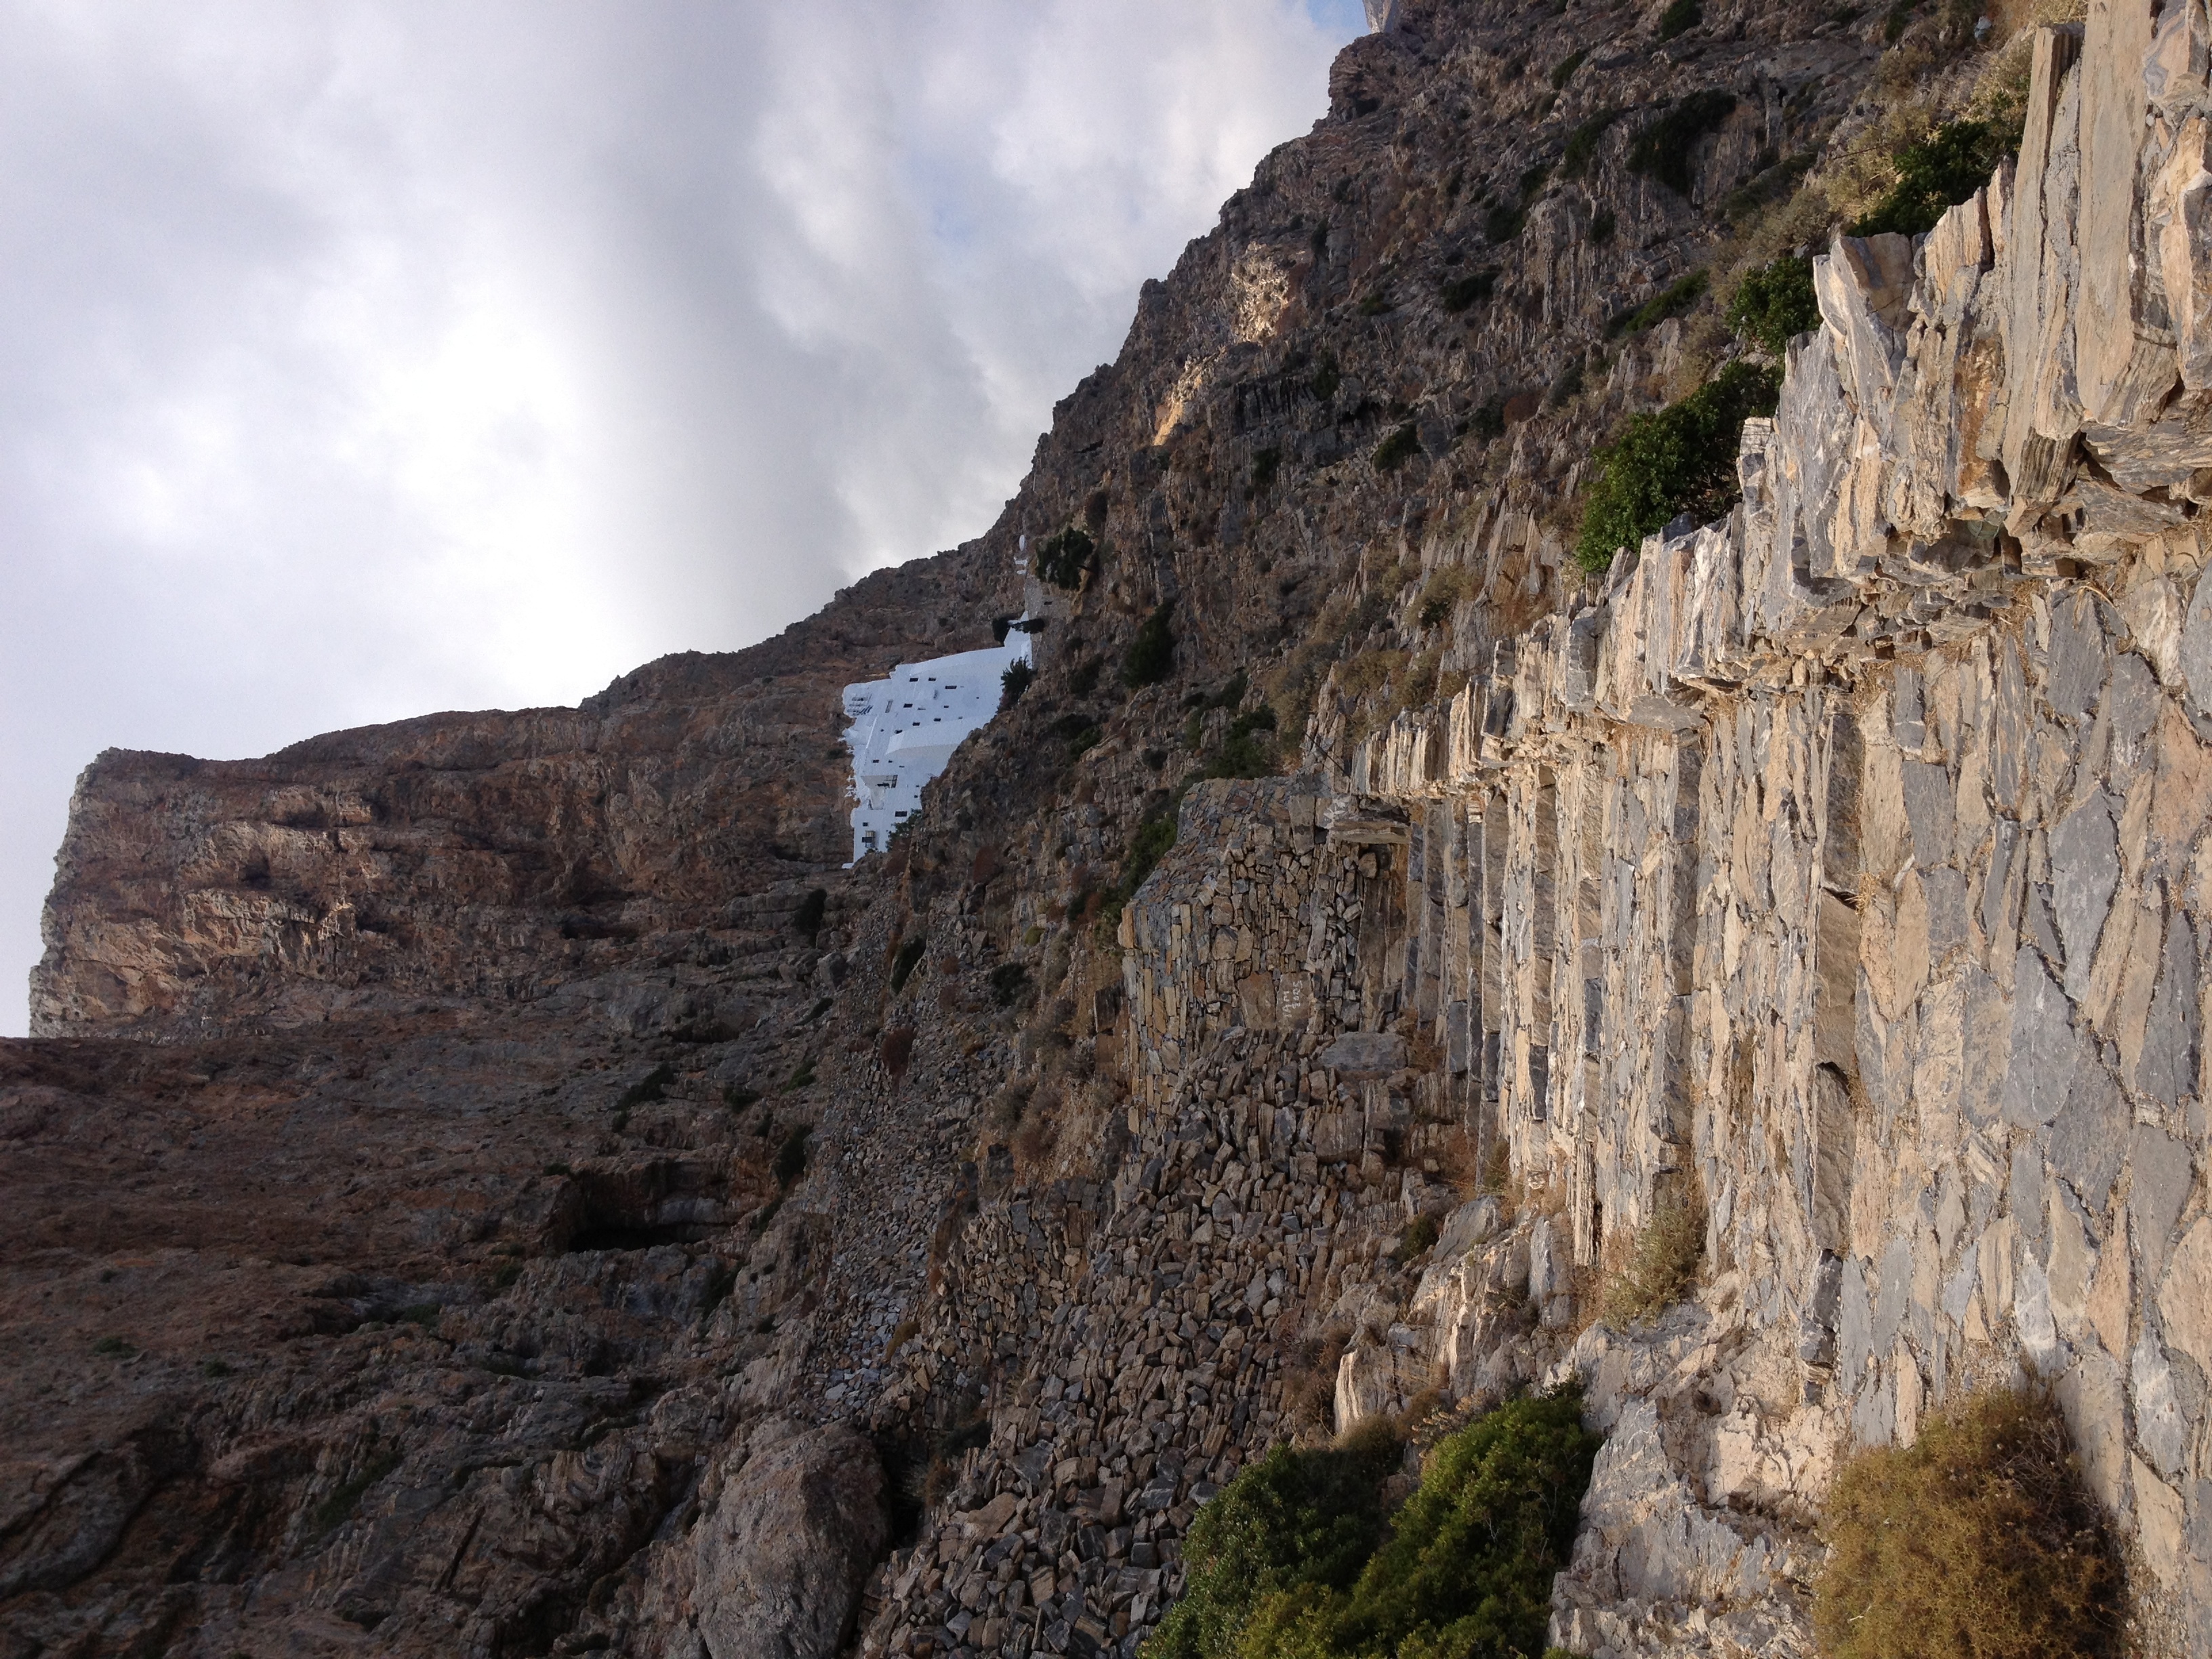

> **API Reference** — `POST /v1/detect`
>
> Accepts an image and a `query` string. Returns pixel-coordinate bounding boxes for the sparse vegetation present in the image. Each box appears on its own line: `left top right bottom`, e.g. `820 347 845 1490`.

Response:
1372 423 1422 472
1549 47 1586 89
724 1083 760 1109
1598 1187 1706 1325
1000 659 1036 709
1123 602 1176 689
1438 269 1496 313
1727 254 1820 355
782 1058 817 1092
1657 0 1702 39
92 1335 136 1358
1609 270 1708 338
1391 1212 1441 1265
1250 446 1282 495
1036 526 1097 590
1848 119 2012 237
1562 108 1622 179
312 1449 403 1536
988 962 1031 1008
1149 1393 1600 1659
1574 360 1780 573
1812 1386 2122 1659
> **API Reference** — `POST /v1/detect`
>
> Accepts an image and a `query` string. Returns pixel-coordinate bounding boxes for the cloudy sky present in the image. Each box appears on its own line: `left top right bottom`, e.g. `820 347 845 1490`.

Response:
0 0 1362 1034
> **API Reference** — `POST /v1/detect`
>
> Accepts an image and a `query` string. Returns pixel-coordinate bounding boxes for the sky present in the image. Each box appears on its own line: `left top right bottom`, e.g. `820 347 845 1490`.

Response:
0 0 1365 1036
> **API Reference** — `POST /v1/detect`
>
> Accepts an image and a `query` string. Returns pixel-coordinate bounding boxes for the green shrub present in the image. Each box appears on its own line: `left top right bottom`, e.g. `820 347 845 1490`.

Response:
792 887 827 941
1813 1387 2122 1659
1549 48 1587 89
1483 201 1527 244
200 1357 233 1378
1372 424 1422 472
1203 706 1281 781
1150 1395 1601 1659
1145 1422 1404 1659
1657 0 1702 39
1607 270 1708 339
1561 109 1622 179
1391 1212 1441 1265
1599 1190 1706 1325
783 1058 817 1092
723 1083 760 1109
1099 807 1181 932
1311 353 1342 401
1036 526 1097 589
1000 659 1036 709
1439 269 1496 313
1355 291 1395 316
890 936 926 992
1123 602 1176 688
1882 0 1914 45
1727 255 1820 354
1626 90 1736 195
1574 360 1780 573
1069 656 1105 696
92 1336 136 1358
617 1064 676 1109
1849 119 2011 237
1589 207 1616 245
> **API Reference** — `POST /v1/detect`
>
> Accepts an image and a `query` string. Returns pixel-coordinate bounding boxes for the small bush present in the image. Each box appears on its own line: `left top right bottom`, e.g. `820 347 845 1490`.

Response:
773 1125 811 1186
312 1450 403 1535
1549 47 1587 89
1069 655 1105 697
1728 254 1820 354
1626 90 1736 195
783 1058 817 1092
1250 446 1282 495
617 1064 675 1110
1590 206 1617 244
988 962 1031 1008
1145 1423 1404 1659
1000 659 1036 710
200 1357 233 1378
724 1083 760 1109
889 936 926 993
1123 602 1176 689
1151 1394 1601 1659
1036 526 1097 590
1574 360 1780 573
1391 1212 1442 1265
1372 424 1422 472
1310 353 1342 401
1849 119 2011 237
1562 108 1622 179
1813 1386 2123 1659
1483 201 1527 243
92 1336 136 1358
1599 1190 1706 1324
1438 269 1496 314
1608 269 1708 338
1100 808 1179 932
1657 0 1702 39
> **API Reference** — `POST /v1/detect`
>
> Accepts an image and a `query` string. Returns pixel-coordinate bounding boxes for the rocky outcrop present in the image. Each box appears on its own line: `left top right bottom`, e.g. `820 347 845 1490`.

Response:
29 548 1012 1040
14 2 2210 1658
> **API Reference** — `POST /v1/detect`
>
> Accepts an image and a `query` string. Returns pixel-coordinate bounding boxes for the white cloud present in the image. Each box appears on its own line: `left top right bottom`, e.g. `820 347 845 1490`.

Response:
0 0 1357 1034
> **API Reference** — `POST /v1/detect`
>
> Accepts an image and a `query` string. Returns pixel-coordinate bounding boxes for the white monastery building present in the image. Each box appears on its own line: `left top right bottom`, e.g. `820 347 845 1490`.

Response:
842 631 1032 863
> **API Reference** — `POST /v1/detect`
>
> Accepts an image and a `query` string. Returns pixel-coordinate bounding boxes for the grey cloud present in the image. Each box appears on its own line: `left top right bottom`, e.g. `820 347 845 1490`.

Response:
0 0 1352 1031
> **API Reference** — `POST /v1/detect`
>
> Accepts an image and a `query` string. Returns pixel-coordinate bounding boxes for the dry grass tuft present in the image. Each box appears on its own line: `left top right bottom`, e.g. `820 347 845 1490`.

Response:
1813 1385 2122 1659
1598 1183 1706 1327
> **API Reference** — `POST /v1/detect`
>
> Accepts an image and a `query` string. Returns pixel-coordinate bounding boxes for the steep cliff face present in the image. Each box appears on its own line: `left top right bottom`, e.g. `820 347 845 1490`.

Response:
10 2 2209 1658
30 546 1012 1039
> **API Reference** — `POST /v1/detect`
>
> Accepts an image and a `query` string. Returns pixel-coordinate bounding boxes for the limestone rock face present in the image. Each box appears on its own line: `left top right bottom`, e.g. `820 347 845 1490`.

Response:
15 1 2212 1658
670 1420 888 1659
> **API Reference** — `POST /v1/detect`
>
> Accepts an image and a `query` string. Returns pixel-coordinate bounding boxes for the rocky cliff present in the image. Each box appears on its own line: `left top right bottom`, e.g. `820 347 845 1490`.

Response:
9 2 2210 1658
